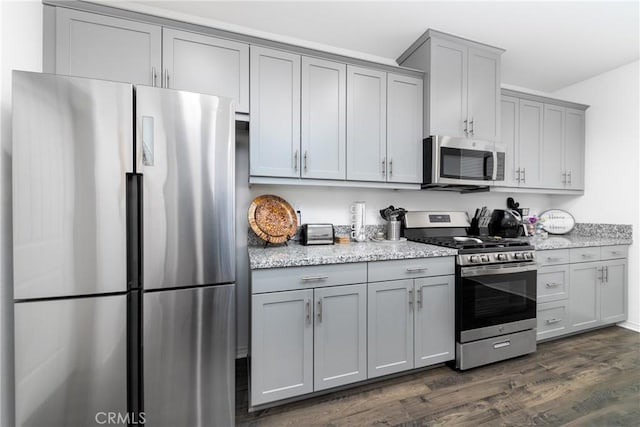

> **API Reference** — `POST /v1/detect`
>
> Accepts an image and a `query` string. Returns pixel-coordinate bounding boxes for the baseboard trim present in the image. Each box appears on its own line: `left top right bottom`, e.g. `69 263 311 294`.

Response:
618 321 640 333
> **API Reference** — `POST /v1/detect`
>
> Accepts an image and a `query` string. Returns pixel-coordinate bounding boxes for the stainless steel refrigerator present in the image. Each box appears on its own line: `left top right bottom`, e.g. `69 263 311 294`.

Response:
12 71 236 427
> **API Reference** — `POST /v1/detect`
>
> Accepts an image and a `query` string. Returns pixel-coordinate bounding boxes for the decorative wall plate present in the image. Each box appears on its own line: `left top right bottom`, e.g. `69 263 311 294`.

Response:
539 209 576 235
248 195 297 244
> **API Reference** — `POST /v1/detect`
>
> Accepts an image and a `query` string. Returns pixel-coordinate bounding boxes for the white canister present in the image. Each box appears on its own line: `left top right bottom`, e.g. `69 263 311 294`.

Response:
350 201 366 242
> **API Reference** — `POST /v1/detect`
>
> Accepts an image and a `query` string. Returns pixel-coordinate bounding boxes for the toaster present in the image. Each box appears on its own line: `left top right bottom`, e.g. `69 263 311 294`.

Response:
300 224 334 245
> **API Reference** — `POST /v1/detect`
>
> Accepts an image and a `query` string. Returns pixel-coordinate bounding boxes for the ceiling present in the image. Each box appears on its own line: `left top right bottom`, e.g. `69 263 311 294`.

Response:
105 1 639 93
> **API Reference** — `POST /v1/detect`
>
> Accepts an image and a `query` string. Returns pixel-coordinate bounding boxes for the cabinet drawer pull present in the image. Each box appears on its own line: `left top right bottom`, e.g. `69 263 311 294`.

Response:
417 288 423 309
546 318 562 324
406 267 428 273
305 299 311 324
581 253 595 259
300 275 328 282
610 251 621 256
604 266 609 283
545 282 562 288
317 299 323 323
546 257 562 262
493 340 511 349
408 289 414 308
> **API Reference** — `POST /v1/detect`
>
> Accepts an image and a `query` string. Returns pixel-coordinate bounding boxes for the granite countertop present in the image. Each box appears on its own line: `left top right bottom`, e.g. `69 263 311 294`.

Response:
248 240 457 269
530 235 632 250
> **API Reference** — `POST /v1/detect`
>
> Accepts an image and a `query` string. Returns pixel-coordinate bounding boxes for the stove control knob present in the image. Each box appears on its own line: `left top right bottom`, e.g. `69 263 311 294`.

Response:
497 253 507 261
525 252 533 260
481 255 489 263
514 253 523 260
469 255 479 263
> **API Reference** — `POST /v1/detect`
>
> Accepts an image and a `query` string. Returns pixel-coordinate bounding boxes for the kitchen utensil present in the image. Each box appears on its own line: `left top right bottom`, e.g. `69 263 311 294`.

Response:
539 209 576 234
350 201 367 242
248 195 298 244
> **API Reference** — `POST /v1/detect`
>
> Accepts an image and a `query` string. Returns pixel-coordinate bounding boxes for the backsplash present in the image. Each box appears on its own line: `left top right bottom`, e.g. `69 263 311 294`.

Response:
571 223 633 239
247 224 387 246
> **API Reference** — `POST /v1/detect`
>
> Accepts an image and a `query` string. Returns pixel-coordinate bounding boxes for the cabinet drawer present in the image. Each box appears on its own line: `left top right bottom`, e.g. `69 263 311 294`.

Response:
537 300 569 341
537 265 569 303
252 263 367 294
367 257 454 282
601 245 628 260
536 249 570 267
570 247 601 263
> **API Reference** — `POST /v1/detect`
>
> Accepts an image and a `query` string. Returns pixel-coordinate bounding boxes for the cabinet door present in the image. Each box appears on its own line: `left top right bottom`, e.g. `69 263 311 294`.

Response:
500 95 520 187
518 99 544 188
541 104 566 189
249 47 301 177
569 262 600 332
414 276 454 368
428 37 467 137
162 29 249 113
564 108 585 190
55 8 161 85
386 73 423 183
467 47 500 141
251 289 313 405
346 66 387 182
600 260 627 324
314 284 367 391
367 280 414 378
301 57 346 179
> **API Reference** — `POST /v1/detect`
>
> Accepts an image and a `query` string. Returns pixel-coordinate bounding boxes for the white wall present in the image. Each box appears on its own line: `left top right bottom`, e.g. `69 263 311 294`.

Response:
0 2 43 425
551 60 640 331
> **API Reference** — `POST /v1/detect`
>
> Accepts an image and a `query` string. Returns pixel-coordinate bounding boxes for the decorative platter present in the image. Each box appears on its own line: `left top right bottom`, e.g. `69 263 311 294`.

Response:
539 209 576 235
248 195 298 244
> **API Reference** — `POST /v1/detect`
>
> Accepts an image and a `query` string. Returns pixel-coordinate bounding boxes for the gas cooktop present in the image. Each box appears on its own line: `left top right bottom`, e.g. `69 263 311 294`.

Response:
408 235 532 250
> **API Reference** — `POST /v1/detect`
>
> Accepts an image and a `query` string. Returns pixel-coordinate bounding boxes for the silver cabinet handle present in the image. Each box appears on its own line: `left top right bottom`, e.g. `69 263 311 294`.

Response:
469 117 474 136
164 69 170 88
406 267 428 273
493 340 511 349
408 289 414 309
546 257 562 262
382 158 386 175
611 251 621 256
597 267 604 282
417 288 423 309
515 168 521 183
463 119 468 137
581 253 595 259
294 150 299 172
303 150 308 173
305 299 311 324
300 275 328 282
562 171 567 184
545 282 562 288
604 266 609 283
389 159 393 176
568 170 572 185
152 67 158 87
521 168 526 183
317 299 323 323
546 318 562 324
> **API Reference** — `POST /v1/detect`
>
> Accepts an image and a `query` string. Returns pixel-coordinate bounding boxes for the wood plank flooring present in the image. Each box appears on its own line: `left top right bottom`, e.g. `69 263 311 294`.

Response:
236 326 640 426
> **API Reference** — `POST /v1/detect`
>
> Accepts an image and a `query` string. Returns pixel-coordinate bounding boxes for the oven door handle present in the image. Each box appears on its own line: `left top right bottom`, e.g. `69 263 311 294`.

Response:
460 262 537 277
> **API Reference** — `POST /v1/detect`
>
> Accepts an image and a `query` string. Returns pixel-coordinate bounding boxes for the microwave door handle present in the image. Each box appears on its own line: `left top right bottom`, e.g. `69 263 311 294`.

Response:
492 150 498 180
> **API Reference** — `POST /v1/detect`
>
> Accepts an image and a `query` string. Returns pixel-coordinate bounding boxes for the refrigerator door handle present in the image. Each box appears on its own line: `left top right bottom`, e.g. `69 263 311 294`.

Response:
142 116 155 166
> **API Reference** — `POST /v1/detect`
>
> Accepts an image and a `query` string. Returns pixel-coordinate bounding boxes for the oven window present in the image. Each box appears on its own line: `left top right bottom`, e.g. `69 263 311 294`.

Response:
440 147 493 181
459 269 536 331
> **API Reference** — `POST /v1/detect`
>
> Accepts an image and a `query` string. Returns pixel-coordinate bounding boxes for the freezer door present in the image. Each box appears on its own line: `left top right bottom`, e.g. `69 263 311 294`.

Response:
14 295 127 427
136 86 236 289
143 284 235 426
12 71 132 299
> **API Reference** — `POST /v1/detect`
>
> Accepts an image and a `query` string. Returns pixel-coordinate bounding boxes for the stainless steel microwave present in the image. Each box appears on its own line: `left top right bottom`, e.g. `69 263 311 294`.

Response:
422 135 505 191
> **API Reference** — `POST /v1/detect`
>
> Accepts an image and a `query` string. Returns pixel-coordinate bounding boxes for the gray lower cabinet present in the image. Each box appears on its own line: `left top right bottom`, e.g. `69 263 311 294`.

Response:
55 8 161 85
414 276 455 368
249 46 301 178
536 246 628 341
162 28 249 113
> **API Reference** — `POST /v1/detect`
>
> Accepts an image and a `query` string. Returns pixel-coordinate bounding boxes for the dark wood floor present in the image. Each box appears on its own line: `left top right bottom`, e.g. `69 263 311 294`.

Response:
236 326 640 426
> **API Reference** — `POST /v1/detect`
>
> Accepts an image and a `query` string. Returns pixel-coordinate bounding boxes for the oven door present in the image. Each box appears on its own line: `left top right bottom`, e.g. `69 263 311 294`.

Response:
457 262 537 343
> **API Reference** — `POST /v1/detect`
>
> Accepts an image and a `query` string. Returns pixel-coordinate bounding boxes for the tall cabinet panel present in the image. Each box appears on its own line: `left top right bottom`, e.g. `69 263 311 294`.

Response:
564 108 586 190
251 289 313 406
500 95 520 187
429 38 467 137
346 66 387 182
250 47 301 178
387 73 423 184
162 29 249 113
600 260 627 324
467 47 500 141
314 284 367 391
55 8 161 85
301 57 347 180
414 276 455 368
518 99 544 188
541 104 566 189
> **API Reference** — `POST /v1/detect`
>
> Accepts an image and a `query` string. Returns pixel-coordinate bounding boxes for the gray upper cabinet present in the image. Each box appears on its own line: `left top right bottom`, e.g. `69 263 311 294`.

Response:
398 30 503 141
301 57 347 180
564 108 585 190
250 46 301 178
541 103 566 189
387 73 423 184
313 284 367 391
501 95 520 187
162 28 249 113
467 47 501 141
55 8 161 85
517 99 544 188
346 66 387 182
414 275 454 368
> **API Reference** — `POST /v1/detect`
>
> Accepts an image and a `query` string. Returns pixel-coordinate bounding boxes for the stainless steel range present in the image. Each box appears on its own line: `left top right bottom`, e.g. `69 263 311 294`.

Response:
403 211 537 370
